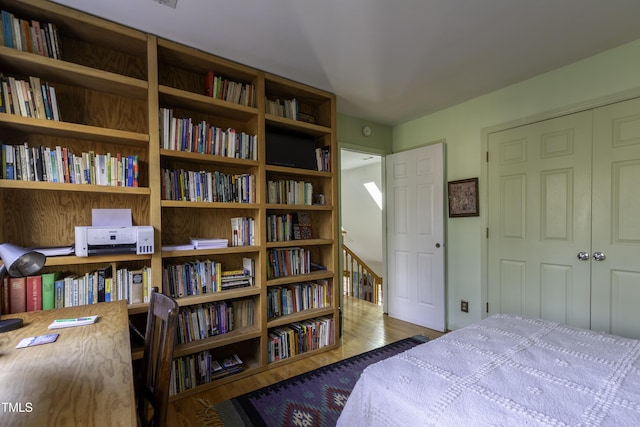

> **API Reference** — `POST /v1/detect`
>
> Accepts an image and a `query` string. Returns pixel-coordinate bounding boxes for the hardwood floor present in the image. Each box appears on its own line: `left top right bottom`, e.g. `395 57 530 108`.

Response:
166 295 444 426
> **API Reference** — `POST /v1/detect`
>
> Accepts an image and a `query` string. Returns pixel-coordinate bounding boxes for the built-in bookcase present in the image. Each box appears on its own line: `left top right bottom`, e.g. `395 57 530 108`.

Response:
0 0 338 400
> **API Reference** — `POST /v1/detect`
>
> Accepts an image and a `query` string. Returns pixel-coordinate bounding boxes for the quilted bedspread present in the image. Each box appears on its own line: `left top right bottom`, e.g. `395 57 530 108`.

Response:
337 314 640 426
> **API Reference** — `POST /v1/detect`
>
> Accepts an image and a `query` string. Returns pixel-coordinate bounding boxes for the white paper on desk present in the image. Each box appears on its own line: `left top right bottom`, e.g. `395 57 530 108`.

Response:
92 209 132 226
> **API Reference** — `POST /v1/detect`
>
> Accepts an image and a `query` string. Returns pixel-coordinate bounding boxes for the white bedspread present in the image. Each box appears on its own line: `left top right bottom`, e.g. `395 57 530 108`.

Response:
337 314 640 427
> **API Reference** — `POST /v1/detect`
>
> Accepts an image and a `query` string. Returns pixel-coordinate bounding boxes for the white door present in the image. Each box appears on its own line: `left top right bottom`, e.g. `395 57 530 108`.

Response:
386 143 445 331
487 97 640 339
487 111 593 329
591 97 640 339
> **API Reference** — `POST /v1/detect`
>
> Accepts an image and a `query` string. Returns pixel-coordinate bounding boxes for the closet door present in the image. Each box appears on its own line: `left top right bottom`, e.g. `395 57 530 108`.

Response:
591 97 640 339
487 111 593 329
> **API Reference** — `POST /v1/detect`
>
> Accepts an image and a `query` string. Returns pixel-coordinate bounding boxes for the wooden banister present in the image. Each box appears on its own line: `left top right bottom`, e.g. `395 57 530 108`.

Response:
342 244 382 304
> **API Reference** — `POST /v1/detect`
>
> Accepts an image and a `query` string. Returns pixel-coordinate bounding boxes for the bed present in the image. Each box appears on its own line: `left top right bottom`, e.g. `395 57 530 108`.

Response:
337 313 640 426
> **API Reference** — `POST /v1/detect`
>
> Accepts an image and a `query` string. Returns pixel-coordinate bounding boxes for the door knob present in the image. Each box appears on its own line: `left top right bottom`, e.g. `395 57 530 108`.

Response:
593 251 606 261
577 251 589 261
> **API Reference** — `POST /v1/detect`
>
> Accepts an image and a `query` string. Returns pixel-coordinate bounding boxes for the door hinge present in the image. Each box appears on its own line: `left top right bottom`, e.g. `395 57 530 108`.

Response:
486 227 489 238
486 302 489 313
486 152 489 162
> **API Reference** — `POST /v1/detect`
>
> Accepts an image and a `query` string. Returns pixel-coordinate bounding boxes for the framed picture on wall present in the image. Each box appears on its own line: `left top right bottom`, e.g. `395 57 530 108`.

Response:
448 177 479 217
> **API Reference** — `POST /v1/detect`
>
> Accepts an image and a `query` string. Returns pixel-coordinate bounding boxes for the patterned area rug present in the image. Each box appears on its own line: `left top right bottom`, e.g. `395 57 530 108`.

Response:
196 335 429 427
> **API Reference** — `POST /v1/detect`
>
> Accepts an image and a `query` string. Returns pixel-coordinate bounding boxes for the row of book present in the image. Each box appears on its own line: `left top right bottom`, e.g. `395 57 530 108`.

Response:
162 257 255 298
0 75 61 119
1 143 140 186
170 352 244 396
0 266 151 315
266 179 313 205
315 146 331 172
176 298 254 345
231 216 255 247
266 212 313 242
159 108 258 160
267 279 331 320
264 97 317 124
267 316 334 363
267 247 312 279
204 71 256 107
160 168 255 203
1 10 62 59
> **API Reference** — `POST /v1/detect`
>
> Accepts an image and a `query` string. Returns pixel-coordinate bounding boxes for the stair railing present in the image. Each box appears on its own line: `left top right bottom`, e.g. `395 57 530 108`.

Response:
342 244 382 304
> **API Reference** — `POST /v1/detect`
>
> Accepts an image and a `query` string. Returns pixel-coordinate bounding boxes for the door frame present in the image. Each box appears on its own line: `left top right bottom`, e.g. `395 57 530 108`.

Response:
338 143 388 311
480 88 640 319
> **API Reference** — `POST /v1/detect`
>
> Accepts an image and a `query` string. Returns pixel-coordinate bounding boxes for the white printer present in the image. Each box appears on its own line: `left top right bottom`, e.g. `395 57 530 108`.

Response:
75 226 154 257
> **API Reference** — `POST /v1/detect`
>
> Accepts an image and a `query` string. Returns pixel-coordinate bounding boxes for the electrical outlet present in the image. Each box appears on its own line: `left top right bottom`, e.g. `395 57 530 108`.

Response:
461 300 469 313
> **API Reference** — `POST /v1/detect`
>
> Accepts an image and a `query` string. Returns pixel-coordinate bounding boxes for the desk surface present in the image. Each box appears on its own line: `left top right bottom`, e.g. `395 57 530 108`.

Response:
0 301 136 427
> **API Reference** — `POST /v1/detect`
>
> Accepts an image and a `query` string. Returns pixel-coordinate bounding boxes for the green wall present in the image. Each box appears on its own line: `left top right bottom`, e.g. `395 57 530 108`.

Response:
337 114 392 154
392 38 640 331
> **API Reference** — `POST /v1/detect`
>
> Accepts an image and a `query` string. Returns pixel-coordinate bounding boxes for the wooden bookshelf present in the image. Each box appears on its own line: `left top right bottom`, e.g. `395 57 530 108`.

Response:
1 0 338 401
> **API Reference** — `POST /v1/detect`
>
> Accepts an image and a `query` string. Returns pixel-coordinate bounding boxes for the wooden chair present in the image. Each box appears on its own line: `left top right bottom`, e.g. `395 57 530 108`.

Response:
136 288 179 427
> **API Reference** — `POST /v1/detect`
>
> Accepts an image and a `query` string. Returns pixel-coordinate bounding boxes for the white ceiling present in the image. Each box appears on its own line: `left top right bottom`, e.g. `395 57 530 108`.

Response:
341 149 380 171
53 0 640 126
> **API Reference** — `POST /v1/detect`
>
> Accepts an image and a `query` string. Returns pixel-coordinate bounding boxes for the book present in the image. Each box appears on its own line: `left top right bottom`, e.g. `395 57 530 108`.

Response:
243 257 255 285
16 333 59 349
26 274 42 312
54 277 65 308
205 71 214 97
48 315 98 329
129 269 144 304
41 272 61 310
9 276 27 313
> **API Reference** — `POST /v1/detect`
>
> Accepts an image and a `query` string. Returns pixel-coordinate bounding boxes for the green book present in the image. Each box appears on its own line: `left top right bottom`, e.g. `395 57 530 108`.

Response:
41 272 61 310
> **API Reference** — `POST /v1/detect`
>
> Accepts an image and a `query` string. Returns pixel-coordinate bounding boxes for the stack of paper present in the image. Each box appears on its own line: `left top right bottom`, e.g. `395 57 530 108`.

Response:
190 237 228 249
48 315 98 329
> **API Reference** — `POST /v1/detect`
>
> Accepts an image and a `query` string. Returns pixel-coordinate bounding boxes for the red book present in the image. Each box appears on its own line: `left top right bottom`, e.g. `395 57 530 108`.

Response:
205 71 214 97
26 275 42 312
9 277 27 314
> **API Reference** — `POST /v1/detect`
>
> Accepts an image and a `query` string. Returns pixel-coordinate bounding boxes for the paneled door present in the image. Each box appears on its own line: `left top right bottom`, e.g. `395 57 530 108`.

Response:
488 97 640 339
591 97 640 339
487 111 593 329
386 143 445 332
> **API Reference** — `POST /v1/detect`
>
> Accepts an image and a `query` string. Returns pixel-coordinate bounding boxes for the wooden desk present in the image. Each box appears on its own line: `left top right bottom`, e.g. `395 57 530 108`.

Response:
0 301 137 426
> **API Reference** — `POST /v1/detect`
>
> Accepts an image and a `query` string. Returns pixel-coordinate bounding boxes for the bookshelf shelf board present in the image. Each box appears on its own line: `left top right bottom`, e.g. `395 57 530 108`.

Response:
267 307 336 329
161 245 260 258
127 303 149 316
43 253 153 267
174 286 261 307
131 347 143 361
266 271 335 287
265 164 332 178
160 200 259 209
0 114 150 146
160 149 259 168
267 343 339 369
266 203 333 212
0 48 148 99
159 85 258 121
0 180 151 195
266 238 333 248
173 326 262 358
265 114 332 136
